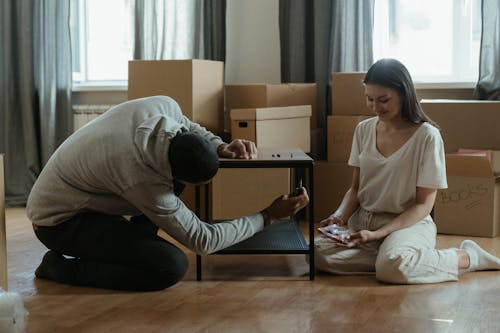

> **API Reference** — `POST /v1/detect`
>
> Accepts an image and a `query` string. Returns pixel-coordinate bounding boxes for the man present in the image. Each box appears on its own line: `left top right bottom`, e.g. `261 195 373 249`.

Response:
27 96 309 291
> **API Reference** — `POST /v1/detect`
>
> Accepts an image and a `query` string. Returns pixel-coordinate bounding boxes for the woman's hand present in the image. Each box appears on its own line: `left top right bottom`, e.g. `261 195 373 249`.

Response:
218 140 258 159
319 214 345 227
340 230 380 248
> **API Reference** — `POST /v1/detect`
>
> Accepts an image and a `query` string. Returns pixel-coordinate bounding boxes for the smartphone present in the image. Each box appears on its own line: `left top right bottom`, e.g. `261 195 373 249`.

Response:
290 179 302 197
318 224 350 244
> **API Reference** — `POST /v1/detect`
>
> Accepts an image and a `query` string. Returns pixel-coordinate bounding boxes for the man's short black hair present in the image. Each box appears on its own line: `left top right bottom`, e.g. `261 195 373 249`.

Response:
168 131 219 184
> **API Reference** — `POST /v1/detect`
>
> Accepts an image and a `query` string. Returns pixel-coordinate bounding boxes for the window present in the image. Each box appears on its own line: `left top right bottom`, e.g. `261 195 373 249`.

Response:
70 0 199 85
373 0 481 84
70 0 133 83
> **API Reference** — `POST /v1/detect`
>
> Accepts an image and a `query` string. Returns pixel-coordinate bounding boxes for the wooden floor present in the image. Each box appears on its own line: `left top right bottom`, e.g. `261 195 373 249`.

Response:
4 207 500 333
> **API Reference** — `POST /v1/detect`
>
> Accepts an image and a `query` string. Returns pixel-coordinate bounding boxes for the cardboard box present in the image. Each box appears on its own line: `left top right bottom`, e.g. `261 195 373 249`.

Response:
210 168 291 220
230 105 311 152
327 115 371 162
128 60 224 134
225 83 317 129
421 99 500 153
331 72 371 116
433 151 500 237
313 161 353 222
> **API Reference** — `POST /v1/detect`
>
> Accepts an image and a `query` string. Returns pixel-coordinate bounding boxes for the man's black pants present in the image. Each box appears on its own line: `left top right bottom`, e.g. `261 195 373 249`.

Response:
34 212 188 291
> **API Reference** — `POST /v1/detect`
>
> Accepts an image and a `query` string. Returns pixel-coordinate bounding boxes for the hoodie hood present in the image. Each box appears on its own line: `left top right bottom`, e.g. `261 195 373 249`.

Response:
134 115 186 179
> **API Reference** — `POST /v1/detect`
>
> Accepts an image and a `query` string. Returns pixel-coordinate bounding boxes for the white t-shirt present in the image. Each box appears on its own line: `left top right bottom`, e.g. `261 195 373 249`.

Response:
348 117 448 214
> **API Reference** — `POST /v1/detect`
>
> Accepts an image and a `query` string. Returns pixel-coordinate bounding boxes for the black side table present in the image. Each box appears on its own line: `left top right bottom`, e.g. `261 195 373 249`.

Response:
195 148 315 281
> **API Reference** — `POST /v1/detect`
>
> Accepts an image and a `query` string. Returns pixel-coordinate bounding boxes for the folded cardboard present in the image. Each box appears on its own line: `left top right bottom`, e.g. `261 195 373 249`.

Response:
421 99 500 153
327 115 371 162
433 151 500 237
128 59 224 134
313 161 353 222
225 83 317 129
230 105 311 152
331 72 371 116
210 168 290 220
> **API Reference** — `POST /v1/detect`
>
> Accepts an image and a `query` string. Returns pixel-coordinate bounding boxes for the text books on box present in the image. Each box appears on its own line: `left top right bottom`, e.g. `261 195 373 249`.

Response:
434 150 500 237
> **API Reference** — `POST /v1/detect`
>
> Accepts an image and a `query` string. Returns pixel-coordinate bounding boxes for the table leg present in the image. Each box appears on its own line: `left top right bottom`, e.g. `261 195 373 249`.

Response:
195 186 202 281
308 165 315 280
196 255 202 281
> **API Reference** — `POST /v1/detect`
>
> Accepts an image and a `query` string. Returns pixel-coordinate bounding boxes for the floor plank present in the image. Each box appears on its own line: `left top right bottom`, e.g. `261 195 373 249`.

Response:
4 207 500 333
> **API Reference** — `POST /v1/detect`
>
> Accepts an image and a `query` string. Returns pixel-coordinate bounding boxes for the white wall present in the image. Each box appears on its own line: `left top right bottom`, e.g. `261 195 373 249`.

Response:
225 0 281 84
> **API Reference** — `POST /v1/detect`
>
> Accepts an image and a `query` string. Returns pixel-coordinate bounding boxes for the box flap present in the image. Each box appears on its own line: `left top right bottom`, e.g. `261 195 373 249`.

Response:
451 149 500 177
230 105 312 121
445 154 493 178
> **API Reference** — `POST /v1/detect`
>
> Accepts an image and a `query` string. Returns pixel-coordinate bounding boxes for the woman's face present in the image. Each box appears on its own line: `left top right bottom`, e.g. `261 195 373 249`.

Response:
364 84 403 121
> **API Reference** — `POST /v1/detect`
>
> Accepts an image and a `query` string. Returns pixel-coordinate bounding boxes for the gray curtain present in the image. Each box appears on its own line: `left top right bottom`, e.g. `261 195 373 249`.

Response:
203 0 226 61
280 0 374 130
474 0 500 100
0 1 72 206
134 0 226 61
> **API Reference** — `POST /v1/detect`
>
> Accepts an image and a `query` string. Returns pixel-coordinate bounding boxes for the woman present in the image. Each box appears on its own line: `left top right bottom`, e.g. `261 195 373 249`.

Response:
316 58 500 283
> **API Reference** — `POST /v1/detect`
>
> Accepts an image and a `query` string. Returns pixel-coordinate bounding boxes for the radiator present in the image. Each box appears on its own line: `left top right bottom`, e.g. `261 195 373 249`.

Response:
73 104 114 131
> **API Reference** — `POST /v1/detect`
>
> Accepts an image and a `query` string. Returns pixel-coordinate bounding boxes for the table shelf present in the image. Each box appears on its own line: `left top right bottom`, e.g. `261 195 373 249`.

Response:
215 220 308 254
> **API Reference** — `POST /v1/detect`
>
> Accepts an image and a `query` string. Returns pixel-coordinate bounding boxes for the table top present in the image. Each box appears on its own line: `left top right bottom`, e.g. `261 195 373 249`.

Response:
219 148 313 168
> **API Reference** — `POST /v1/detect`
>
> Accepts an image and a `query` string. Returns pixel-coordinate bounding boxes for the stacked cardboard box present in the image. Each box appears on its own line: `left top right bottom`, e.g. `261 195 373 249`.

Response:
433 151 500 237
214 83 317 220
331 72 368 116
327 115 371 162
230 105 311 152
421 100 500 236
225 83 317 129
421 99 500 153
225 83 319 158
223 104 311 220
314 72 371 221
128 59 224 135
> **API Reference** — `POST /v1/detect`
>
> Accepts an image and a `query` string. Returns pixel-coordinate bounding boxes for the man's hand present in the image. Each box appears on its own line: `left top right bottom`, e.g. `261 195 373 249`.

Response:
263 188 309 225
218 139 257 159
